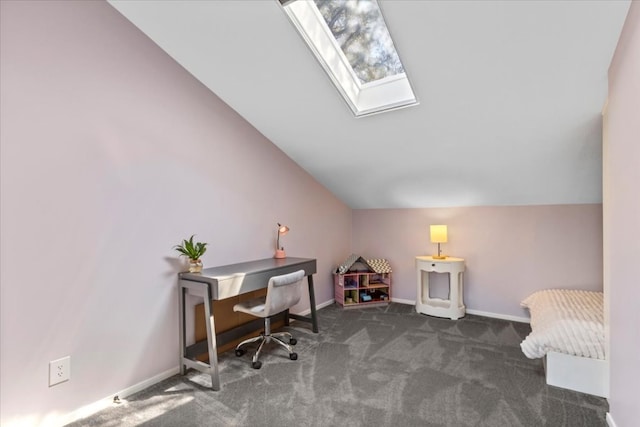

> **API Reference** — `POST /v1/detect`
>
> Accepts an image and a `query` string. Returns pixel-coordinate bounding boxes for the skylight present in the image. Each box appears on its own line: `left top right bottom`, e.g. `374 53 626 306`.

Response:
314 0 404 84
280 0 418 117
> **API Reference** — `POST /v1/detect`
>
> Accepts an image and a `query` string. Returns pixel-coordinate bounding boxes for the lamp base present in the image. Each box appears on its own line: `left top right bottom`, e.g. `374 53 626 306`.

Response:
274 249 286 259
432 255 447 259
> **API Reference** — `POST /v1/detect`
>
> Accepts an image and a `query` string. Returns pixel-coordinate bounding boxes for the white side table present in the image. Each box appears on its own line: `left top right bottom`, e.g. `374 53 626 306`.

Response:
416 256 465 320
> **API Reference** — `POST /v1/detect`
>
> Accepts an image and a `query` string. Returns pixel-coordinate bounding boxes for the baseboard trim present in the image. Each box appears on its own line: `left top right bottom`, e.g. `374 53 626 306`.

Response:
466 308 530 323
391 297 415 305
315 299 336 311
296 299 335 316
606 412 618 427
57 366 179 427
387 299 530 323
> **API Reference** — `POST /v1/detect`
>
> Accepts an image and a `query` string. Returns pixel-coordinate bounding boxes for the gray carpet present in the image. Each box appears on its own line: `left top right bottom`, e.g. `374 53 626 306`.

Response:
68 303 608 426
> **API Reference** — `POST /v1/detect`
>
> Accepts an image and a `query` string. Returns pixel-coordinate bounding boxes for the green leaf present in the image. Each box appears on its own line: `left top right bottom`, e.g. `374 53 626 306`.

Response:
173 235 208 260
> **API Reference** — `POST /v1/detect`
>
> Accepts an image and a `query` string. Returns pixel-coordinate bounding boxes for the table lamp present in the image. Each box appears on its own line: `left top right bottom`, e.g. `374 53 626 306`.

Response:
275 223 289 259
430 225 447 259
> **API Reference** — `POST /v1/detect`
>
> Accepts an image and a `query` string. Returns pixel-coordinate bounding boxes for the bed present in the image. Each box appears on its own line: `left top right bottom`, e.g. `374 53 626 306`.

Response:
520 289 608 397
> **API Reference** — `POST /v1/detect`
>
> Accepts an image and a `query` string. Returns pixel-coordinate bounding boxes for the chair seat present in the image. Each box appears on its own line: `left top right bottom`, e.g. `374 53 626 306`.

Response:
234 297 268 317
232 269 306 369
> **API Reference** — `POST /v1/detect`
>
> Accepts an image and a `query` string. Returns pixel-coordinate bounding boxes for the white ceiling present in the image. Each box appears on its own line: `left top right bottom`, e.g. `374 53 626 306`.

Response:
108 0 630 209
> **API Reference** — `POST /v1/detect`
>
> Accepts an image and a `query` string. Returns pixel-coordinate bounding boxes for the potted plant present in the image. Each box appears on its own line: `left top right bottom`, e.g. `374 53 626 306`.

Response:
174 235 208 273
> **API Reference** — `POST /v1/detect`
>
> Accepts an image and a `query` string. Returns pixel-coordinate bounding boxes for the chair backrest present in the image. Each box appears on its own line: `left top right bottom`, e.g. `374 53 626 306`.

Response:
263 269 306 317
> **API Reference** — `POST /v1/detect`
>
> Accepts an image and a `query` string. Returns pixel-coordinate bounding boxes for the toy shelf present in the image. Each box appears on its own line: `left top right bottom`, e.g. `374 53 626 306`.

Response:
334 272 391 308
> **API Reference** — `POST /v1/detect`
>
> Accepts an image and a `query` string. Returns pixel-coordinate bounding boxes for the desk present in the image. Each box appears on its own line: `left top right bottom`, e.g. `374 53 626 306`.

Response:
178 257 318 390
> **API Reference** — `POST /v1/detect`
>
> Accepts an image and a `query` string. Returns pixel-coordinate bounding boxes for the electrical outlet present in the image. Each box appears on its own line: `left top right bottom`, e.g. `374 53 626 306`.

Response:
49 356 70 386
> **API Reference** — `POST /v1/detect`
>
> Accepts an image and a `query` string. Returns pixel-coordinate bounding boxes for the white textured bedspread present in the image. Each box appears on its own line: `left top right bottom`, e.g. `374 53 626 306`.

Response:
520 289 605 360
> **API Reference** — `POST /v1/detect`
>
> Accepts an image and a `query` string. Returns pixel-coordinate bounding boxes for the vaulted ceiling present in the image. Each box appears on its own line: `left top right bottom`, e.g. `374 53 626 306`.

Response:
108 0 630 209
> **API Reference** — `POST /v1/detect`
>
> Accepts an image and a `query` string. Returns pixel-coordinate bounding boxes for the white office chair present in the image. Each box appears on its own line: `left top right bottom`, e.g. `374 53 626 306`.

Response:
233 269 305 369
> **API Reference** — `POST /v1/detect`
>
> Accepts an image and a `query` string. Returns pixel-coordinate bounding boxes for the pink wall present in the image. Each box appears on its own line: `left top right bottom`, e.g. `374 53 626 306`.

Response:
0 1 350 425
353 204 603 318
0 0 620 425
605 2 640 425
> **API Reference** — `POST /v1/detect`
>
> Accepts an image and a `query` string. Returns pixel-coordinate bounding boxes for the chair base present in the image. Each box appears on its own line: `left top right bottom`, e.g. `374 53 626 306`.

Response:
235 329 298 369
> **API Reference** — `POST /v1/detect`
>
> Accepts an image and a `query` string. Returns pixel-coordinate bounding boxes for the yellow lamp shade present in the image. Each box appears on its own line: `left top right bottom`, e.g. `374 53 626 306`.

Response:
430 225 448 243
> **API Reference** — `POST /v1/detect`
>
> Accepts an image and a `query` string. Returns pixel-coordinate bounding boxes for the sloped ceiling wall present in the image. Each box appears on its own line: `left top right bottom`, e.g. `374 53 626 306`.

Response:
109 0 630 208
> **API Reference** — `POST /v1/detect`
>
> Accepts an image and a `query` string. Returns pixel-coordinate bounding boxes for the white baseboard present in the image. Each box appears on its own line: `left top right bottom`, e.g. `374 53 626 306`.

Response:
315 299 336 311
465 308 530 323
56 366 179 427
606 412 618 427
296 299 335 316
389 299 530 323
391 297 415 305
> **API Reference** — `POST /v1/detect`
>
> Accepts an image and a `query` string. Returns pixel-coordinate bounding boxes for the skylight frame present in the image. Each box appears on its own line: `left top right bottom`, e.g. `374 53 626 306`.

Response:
309 1 366 91
280 0 418 117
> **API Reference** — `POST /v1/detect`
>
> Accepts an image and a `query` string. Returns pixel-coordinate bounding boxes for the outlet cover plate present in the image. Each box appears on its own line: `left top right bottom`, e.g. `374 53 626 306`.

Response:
49 356 70 386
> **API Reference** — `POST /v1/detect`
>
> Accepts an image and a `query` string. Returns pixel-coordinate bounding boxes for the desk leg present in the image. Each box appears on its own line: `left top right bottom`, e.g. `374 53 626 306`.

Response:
203 289 221 391
289 275 319 332
178 285 186 375
307 275 318 333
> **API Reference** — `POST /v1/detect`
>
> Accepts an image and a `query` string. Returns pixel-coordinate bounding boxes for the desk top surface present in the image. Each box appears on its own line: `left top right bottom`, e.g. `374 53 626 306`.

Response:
179 257 317 299
179 257 316 283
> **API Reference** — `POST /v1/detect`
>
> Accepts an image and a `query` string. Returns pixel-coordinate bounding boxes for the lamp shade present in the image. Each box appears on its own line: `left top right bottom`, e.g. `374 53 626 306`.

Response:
278 224 289 235
430 225 448 243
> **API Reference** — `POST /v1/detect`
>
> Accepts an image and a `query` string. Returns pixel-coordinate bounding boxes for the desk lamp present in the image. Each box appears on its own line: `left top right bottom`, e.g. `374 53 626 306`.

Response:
430 225 448 259
275 223 289 259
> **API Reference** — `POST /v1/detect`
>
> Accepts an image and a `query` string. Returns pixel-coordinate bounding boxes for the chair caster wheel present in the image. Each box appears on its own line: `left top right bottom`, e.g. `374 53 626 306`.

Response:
235 349 245 357
289 338 297 345
289 352 298 361
252 361 262 369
